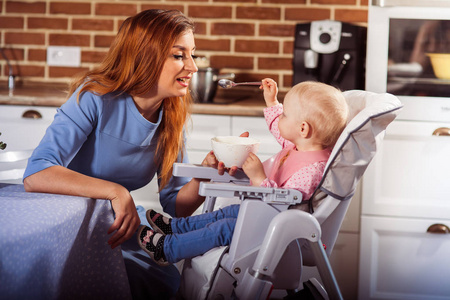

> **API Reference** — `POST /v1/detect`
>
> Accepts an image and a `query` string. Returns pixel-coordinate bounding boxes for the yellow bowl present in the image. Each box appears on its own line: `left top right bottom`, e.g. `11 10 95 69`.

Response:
426 53 450 80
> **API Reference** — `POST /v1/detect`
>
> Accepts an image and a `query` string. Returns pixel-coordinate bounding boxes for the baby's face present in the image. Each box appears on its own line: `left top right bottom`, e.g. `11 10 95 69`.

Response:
278 94 303 142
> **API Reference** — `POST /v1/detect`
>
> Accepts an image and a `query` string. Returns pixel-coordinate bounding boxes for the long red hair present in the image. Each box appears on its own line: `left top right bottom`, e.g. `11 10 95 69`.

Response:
68 9 194 190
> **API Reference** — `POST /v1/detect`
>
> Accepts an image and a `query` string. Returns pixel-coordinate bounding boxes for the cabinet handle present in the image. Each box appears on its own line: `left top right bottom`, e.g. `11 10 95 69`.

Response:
426 223 450 234
432 127 450 136
22 110 42 119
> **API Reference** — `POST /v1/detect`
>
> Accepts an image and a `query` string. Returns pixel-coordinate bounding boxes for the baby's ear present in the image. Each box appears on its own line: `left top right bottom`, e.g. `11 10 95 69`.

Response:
299 121 310 138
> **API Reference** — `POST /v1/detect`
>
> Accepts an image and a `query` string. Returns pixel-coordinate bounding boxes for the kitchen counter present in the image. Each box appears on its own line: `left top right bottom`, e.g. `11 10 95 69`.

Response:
0 82 282 117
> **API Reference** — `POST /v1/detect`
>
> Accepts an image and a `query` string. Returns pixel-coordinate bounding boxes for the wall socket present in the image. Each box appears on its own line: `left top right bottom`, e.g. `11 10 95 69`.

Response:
47 46 81 67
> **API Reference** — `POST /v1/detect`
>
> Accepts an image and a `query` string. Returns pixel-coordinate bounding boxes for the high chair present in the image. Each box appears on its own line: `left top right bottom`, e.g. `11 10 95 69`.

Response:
172 90 402 300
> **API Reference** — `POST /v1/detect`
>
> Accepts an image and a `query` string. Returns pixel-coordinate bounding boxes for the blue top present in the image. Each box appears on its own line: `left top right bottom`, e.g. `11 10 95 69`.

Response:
24 88 190 217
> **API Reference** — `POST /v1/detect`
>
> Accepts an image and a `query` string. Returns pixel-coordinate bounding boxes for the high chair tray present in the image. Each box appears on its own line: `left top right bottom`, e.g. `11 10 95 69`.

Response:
199 181 303 204
173 163 248 182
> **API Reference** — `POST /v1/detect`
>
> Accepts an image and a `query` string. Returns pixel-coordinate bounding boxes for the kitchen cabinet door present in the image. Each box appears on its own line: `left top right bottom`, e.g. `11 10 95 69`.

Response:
359 215 450 300
362 120 450 219
0 105 56 151
0 105 56 184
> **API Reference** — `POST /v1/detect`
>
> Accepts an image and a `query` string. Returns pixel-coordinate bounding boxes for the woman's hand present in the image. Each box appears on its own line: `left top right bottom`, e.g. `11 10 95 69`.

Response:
176 131 252 217
201 150 234 175
242 152 267 186
24 166 140 249
107 186 141 249
202 131 250 176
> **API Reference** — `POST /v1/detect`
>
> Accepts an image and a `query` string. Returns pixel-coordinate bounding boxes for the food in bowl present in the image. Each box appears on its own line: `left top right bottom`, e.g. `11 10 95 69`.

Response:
211 136 260 168
426 53 450 80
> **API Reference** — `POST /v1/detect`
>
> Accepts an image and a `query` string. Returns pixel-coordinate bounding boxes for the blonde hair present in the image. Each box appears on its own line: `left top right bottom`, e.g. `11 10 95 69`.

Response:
288 81 348 149
67 9 195 190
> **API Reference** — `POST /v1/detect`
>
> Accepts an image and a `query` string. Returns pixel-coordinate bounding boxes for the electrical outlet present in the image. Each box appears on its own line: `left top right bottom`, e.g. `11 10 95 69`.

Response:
47 46 81 67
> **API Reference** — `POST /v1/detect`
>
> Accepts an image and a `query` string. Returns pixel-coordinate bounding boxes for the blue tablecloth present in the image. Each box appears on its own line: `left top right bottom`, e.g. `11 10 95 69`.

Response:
0 183 132 300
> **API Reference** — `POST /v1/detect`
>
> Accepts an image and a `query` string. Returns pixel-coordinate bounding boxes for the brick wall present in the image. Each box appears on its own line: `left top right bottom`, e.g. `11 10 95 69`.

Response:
0 0 367 91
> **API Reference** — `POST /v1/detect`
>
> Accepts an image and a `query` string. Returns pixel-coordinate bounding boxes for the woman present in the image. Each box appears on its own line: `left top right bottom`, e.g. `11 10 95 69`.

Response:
23 9 226 298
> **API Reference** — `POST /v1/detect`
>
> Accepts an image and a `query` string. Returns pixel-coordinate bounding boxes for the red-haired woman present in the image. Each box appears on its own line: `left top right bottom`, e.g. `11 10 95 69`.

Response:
23 9 225 298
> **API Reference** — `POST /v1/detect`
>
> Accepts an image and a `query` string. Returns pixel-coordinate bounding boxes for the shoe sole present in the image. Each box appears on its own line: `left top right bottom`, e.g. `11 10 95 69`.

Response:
145 210 166 236
137 225 169 267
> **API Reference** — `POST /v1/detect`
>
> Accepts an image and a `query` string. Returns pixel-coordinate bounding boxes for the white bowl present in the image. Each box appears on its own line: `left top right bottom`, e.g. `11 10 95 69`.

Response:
211 136 260 168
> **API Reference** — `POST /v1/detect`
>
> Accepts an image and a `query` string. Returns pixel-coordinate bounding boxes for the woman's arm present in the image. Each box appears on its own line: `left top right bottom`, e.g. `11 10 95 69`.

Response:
174 177 207 217
174 150 244 217
24 165 140 249
173 150 219 217
22 91 140 248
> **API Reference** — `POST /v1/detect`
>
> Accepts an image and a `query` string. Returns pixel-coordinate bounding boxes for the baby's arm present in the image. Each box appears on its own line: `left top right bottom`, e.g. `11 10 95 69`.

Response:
260 78 279 107
242 153 267 186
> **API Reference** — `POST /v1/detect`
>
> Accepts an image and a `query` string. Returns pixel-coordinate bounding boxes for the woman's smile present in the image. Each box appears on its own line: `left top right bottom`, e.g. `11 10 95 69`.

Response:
176 76 191 87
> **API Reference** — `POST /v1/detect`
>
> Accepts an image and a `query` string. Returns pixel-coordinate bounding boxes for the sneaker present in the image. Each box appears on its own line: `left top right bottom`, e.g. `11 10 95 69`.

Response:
146 209 173 235
137 225 169 266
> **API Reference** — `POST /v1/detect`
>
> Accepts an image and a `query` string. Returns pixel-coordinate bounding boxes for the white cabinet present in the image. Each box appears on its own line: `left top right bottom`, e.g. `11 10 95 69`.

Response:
0 105 56 151
362 121 450 219
360 216 450 300
359 120 450 300
0 105 57 184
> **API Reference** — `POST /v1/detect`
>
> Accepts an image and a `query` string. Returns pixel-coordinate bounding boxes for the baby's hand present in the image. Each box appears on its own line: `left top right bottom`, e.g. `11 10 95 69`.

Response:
242 153 266 186
260 78 279 107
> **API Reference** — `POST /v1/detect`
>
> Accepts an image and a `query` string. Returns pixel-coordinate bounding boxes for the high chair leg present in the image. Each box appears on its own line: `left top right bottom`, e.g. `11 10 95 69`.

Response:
234 271 274 299
308 240 342 300
202 195 217 213
238 209 343 300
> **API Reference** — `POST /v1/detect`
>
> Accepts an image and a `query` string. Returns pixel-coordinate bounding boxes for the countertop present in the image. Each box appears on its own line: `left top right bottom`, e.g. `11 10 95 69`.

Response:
0 82 282 117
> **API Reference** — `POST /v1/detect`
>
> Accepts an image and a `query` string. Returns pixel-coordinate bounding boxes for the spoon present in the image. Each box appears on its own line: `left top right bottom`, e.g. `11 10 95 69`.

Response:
218 79 262 89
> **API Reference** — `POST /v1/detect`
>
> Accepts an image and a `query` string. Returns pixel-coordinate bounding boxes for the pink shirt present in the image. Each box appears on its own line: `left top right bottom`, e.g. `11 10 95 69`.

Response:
261 104 330 200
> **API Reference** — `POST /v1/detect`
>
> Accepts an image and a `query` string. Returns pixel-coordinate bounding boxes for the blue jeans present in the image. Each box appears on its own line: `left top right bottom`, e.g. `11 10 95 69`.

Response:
164 204 240 263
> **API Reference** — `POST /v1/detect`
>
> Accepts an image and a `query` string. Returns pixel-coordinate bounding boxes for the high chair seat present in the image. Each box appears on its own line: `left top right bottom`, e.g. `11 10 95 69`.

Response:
174 90 403 300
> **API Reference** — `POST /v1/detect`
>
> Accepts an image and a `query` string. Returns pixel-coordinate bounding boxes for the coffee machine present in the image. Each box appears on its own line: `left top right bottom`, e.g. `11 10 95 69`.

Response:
293 20 367 91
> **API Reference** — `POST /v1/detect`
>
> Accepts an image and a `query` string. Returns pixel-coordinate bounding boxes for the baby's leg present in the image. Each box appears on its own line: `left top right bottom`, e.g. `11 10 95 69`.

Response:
172 204 239 234
164 217 236 263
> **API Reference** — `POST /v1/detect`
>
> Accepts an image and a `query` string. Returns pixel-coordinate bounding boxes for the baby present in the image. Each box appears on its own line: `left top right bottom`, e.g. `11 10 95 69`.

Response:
138 79 348 266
